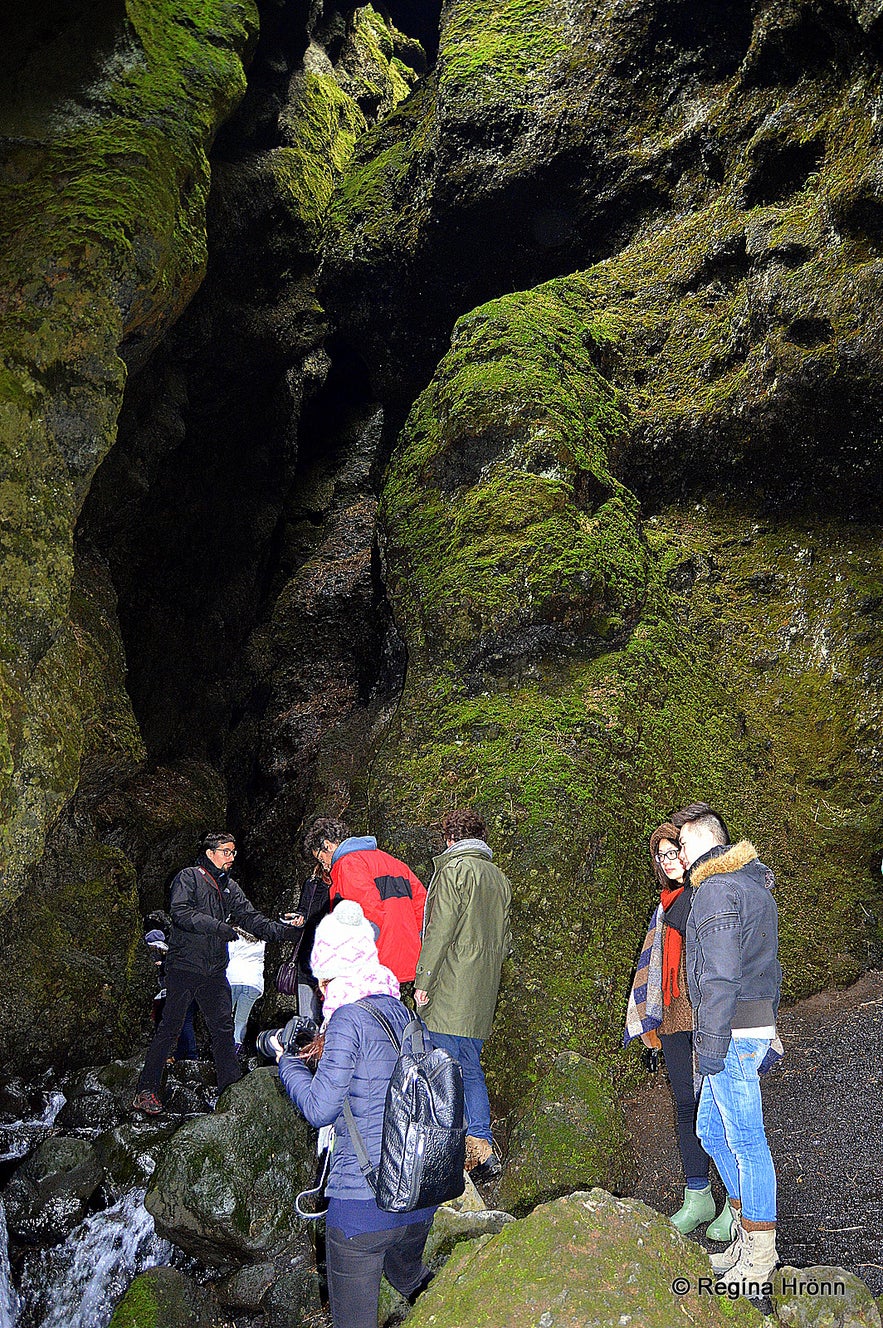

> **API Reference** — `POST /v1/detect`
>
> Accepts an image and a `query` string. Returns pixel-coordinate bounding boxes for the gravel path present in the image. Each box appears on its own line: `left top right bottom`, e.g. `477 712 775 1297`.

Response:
622 969 883 1296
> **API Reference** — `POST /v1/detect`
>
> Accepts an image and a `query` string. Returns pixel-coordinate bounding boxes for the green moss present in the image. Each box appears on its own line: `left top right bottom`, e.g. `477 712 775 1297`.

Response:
0 0 256 912
330 75 436 256
109 1274 158 1328
499 1053 625 1214
276 72 367 245
440 0 569 109
406 1190 763 1328
380 281 649 658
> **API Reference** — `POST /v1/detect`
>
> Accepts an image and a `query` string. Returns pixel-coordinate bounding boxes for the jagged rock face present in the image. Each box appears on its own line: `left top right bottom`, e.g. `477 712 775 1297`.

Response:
326 0 883 506
0 0 259 908
314 0 883 1109
0 0 420 1072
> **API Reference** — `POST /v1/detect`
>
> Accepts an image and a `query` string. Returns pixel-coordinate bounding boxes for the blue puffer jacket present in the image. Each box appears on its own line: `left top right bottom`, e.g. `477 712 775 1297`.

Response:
278 994 410 1200
686 841 782 1072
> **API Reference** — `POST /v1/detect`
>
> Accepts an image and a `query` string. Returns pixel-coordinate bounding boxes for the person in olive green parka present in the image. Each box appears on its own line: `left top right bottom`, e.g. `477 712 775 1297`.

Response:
414 808 511 1181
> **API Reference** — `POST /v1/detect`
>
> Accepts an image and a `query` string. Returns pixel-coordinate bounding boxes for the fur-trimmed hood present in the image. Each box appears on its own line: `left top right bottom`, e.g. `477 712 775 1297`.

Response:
689 840 758 888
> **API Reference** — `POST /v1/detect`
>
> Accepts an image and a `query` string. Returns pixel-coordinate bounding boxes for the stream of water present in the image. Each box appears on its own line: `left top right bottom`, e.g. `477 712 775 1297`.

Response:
0 1201 19 1328
15 1189 171 1328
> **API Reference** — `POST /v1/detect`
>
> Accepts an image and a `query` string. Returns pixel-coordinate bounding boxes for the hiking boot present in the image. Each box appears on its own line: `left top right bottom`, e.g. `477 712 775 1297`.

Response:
467 1137 502 1182
131 1089 163 1115
725 1229 778 1288
670 1185 716 1234
710 1226 744 1275
706 1197 740 1243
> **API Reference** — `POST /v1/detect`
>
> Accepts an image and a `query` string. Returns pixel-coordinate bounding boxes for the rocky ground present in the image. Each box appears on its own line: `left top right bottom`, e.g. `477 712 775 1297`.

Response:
622 969 883 1297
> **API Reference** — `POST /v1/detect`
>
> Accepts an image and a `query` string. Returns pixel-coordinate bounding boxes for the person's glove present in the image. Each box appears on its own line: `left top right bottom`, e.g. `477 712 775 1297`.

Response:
697 1053 725 1077
759 1037 784 1075
219 923 239 941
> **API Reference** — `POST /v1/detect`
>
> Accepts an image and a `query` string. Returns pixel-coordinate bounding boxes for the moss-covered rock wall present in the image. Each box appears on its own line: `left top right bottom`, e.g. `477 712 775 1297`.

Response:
318 0 883 1113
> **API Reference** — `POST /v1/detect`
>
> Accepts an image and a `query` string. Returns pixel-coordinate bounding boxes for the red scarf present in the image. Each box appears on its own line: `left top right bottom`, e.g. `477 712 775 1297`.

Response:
659 885 685 1006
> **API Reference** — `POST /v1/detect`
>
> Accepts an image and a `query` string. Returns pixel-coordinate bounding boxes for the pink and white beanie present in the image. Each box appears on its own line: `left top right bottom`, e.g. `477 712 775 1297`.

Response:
310 899 400 1020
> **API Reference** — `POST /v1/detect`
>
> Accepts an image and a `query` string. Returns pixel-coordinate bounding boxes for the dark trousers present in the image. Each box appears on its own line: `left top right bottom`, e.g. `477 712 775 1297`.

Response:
325 1220 431 1328
660 1030 710 1182
138 966 241 1094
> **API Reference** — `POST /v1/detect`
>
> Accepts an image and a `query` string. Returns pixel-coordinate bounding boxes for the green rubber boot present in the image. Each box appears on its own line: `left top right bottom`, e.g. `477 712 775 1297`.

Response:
670 1185 717 1234
706 1198 739 1243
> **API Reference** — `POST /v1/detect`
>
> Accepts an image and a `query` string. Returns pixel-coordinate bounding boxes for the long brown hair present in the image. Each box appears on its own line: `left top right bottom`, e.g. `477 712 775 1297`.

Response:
649 821 682 888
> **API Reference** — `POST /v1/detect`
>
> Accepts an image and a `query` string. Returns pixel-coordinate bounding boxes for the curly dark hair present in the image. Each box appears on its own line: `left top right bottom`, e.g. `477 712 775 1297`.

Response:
303 816 351 860
441 808 487 843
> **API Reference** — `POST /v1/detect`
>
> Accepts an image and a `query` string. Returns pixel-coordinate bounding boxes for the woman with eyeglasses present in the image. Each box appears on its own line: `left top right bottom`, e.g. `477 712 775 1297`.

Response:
624 821 735 1240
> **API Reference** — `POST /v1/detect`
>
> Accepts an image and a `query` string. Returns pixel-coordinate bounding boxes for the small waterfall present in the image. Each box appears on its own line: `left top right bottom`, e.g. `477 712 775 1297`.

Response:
0 1092 66 1165
0 1200 19 1328
17 1190 171 1328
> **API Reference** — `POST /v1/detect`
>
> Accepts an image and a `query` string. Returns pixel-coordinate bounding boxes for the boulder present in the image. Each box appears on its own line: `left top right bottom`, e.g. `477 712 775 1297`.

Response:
772 1265 882 1327
405 1188 763 1328
108 1266 222 1328
499 1052 625 1213
3 1135 104 1244
145 1068 315 1265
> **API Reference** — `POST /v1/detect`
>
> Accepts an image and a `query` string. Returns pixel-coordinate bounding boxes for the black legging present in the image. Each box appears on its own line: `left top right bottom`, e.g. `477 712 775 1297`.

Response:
325 1220 431 1328
659 1030 710 1183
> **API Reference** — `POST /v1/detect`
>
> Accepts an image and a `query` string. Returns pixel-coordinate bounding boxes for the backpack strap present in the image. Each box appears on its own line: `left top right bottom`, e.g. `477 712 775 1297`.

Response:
354 999 427 1054
341 1000 428 1195
341 1098 378 1195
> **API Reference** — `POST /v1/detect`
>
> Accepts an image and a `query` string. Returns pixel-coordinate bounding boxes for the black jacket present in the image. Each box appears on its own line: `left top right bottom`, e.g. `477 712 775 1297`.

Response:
167 857 298 976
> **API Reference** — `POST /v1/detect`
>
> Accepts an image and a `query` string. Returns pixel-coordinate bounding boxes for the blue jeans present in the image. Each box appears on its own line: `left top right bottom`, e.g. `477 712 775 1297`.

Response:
429 1033 491 1143
696 1037 776 1223
230 984 261 1045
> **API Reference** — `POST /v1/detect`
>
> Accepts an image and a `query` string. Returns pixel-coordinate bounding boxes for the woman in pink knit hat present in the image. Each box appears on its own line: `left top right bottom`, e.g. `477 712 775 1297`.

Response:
276 900 436 1328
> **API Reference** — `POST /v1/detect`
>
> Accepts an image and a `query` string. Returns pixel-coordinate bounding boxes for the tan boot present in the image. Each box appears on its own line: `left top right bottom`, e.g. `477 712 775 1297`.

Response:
710 1226 743 1274
725 1227 778 1288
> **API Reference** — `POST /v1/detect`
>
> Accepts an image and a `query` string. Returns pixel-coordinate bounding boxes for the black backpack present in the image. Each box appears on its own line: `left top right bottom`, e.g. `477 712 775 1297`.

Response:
342 1001 466 1212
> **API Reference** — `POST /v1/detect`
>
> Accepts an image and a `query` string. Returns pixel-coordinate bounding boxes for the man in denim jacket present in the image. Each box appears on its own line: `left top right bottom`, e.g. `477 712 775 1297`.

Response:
676 803 781 1290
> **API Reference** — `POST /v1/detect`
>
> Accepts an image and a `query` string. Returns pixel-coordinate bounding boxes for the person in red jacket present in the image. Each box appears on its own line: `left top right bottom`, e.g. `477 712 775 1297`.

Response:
303 818 426 984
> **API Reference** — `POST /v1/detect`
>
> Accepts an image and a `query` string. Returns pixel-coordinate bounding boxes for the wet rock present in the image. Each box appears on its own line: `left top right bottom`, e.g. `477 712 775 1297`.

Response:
3 1135 104 1244
772 1265 882 1326
499 1053 626 1214
107 1265 222 1328
262 1233 324 1328
95 1119 180 1194
145 1067 314 1265
215 1259 277 1310
405 1188 762 1328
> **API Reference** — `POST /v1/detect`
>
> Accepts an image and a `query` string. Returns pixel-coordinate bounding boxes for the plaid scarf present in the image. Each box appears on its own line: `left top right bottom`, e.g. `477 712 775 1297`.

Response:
623 903 665 1046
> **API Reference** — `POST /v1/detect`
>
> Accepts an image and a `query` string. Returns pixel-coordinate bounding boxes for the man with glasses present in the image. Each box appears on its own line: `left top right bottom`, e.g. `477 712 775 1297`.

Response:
133 831 302 1114
674 802 781 1290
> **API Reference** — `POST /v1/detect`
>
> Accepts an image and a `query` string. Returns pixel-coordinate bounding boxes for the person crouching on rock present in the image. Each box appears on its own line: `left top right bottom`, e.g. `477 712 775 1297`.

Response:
624 820 735 1240
132 831 302 1115
274 900 435 1328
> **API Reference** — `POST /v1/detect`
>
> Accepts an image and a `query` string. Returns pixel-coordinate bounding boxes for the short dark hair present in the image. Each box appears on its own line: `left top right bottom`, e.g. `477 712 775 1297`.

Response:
201 830 236 853
442 808 487 843
303 816 350 859
671 802 729 846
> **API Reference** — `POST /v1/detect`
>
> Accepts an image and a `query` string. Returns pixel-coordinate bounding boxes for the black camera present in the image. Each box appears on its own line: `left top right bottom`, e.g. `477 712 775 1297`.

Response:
255 1015 319 1062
